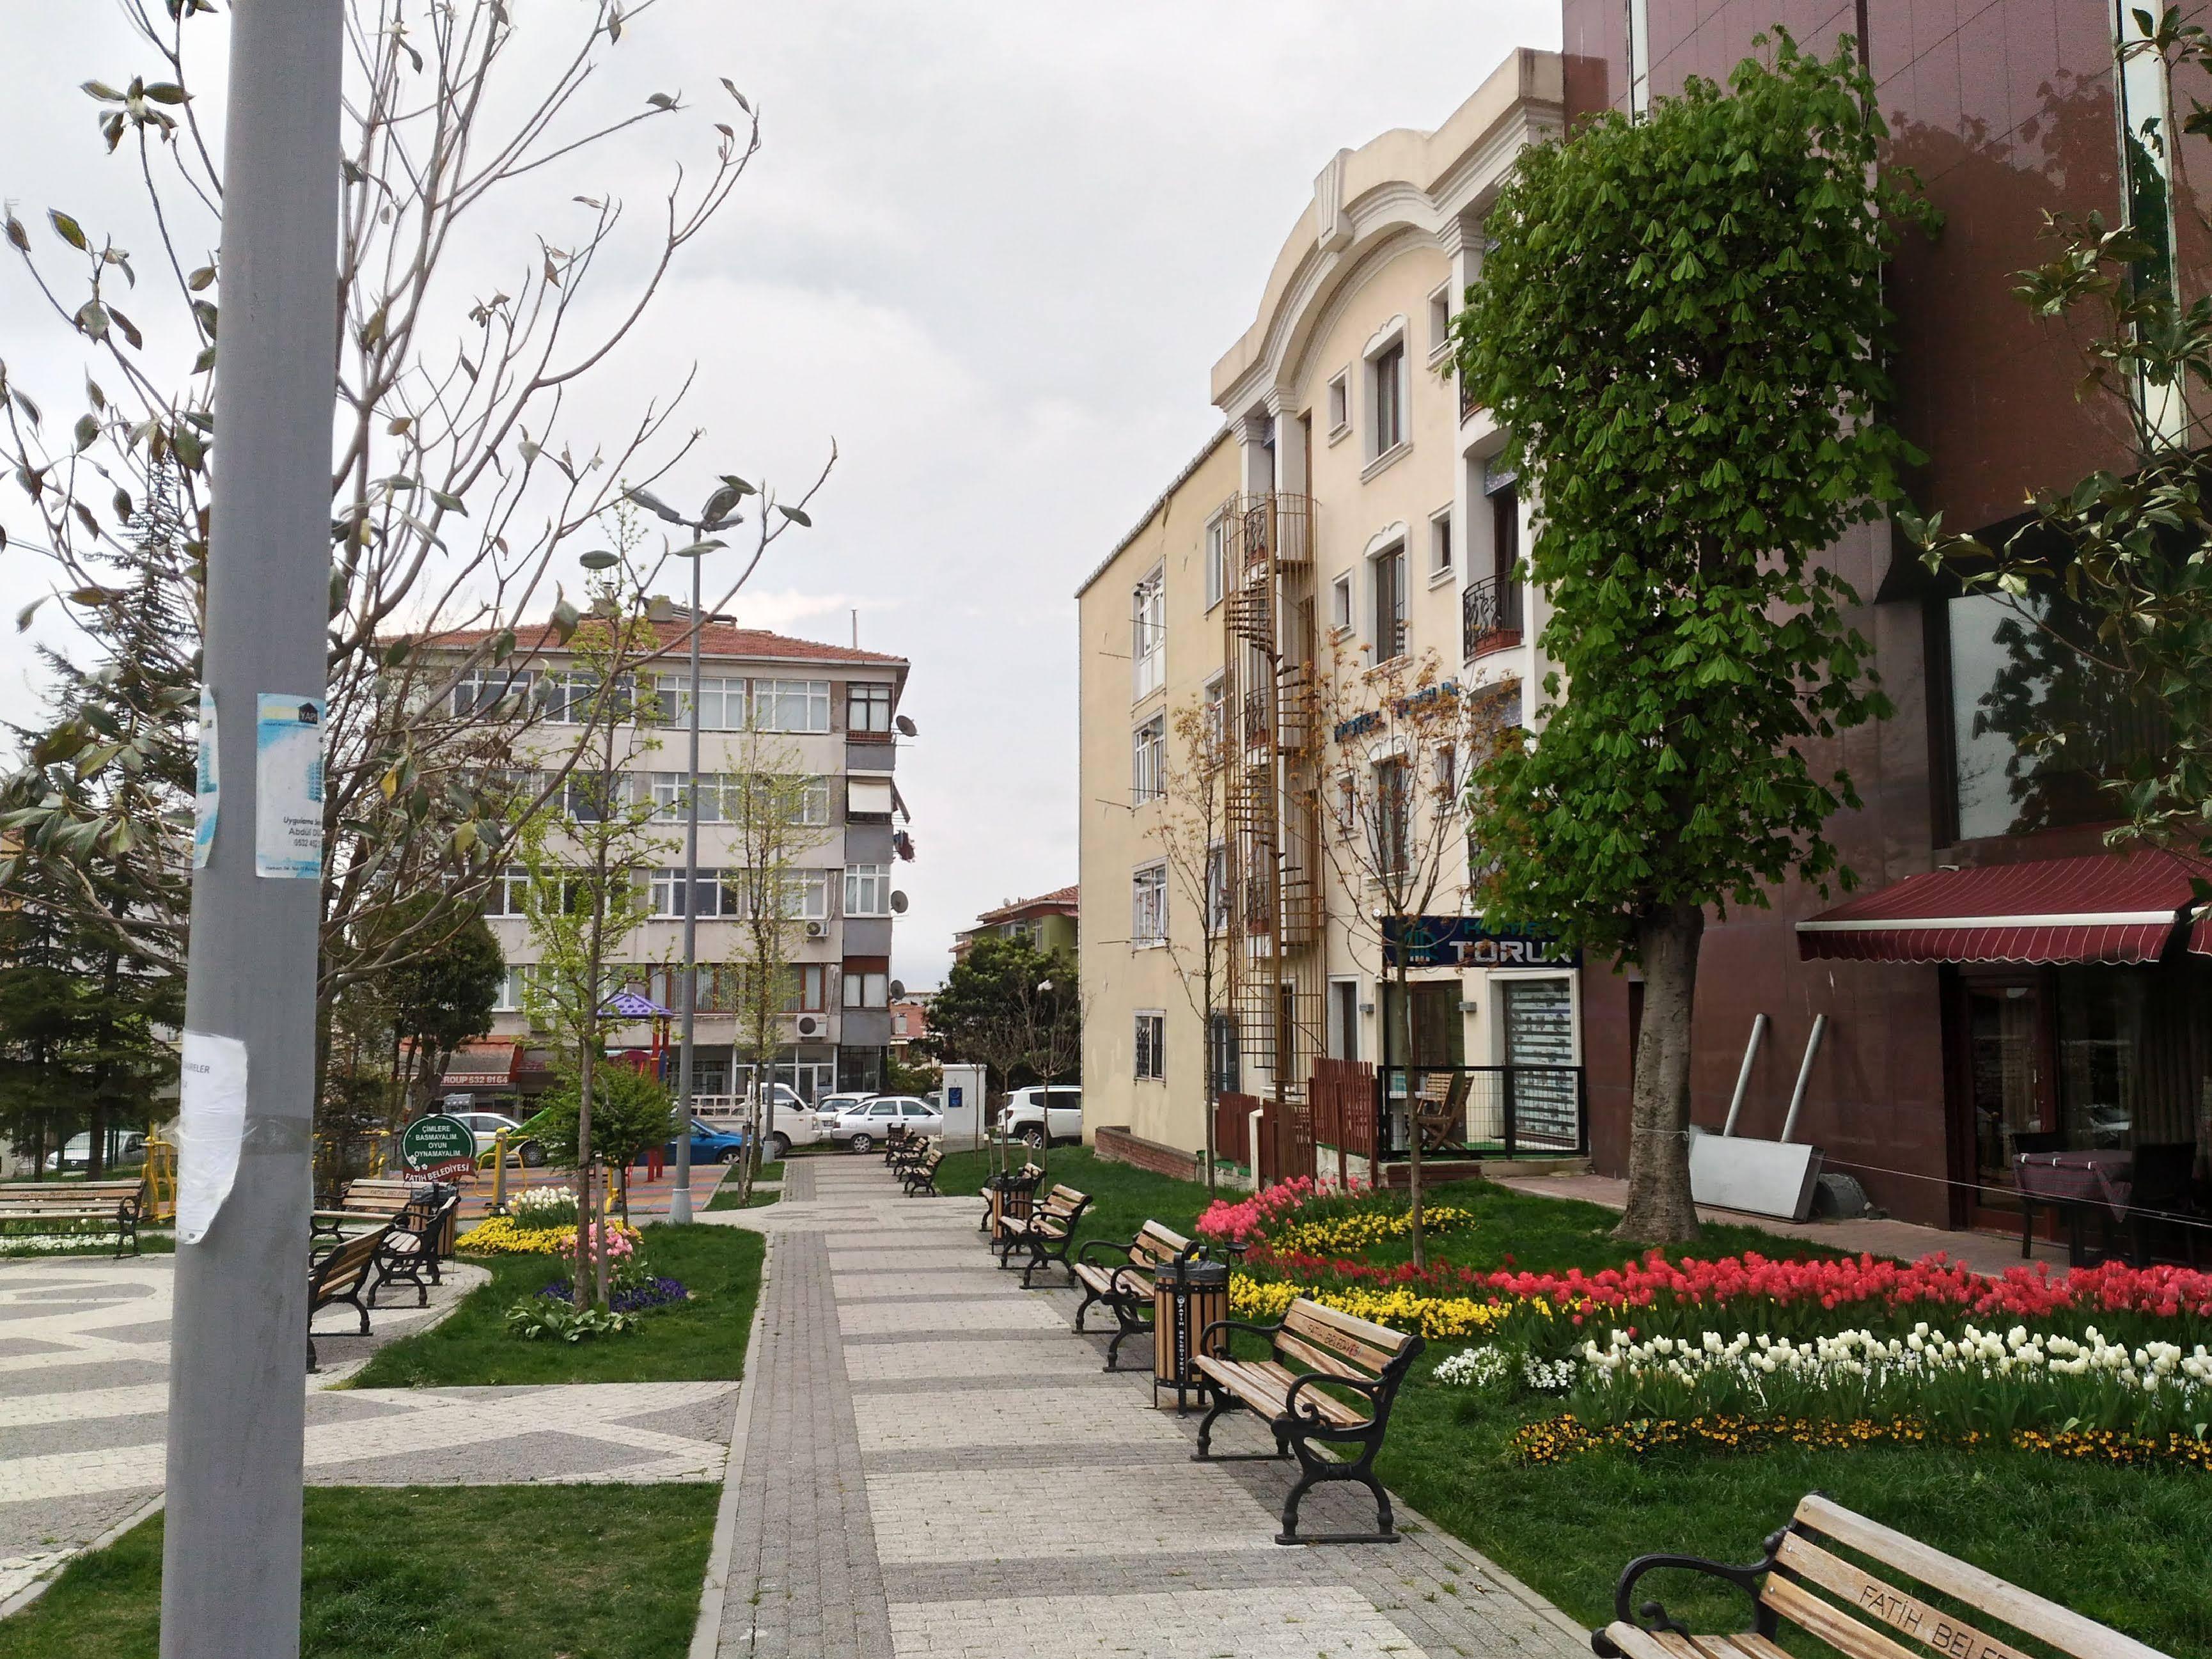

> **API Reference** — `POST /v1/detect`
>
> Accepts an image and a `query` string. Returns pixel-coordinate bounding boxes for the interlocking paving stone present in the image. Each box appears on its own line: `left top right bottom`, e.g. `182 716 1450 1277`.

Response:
887 1584 1428 1658
839 1296 1065 1336
703 1161 1590 1659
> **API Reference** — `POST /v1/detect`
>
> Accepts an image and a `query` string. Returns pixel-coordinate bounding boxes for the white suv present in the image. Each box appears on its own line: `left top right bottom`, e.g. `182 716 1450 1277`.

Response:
1000 1086 1081 1150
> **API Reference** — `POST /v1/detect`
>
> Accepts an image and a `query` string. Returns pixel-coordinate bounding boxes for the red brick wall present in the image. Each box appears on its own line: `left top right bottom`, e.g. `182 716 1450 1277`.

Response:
1092 1126 1204 1183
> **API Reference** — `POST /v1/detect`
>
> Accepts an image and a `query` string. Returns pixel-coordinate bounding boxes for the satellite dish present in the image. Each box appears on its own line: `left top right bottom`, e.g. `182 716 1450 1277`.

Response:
889 979 906 1000
579 549 619 570
890 890 909 914
895 714 918 737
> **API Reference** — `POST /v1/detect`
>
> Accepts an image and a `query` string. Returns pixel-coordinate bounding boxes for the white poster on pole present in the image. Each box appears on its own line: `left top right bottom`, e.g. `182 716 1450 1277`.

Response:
177 1030 249 1245
255 692 324 879
192 686 218 870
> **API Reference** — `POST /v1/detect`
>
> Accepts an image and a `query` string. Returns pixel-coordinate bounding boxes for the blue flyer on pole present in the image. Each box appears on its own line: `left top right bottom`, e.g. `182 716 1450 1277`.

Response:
255 692 324 879
193 685 218 870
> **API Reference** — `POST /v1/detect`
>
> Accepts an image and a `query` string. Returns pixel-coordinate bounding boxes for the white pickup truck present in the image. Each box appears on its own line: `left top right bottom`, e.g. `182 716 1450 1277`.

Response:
999 1085 1082 1150
695 1085 823 1160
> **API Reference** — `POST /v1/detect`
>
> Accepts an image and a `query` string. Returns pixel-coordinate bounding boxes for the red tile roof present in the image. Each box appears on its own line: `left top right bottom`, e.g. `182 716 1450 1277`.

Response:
977 884 1079 924
425 617 905 667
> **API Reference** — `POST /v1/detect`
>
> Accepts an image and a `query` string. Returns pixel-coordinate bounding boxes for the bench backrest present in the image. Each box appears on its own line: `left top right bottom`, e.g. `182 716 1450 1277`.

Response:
1038 1184 1087 1221
341 1179 439 1213
0 1180 144 1207
310 1225 389 1303
1275 1296 1418 1384
1129 1221 1195 1271
918 1147 943 1170
1766 1495 2163 1659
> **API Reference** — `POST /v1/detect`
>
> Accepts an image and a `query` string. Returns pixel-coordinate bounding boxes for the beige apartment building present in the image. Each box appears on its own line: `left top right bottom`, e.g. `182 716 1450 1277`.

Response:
1077 50 1582 1168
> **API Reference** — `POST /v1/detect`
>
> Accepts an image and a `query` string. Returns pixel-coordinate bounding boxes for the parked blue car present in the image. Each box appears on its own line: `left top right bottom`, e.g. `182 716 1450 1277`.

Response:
664 1119 749 1164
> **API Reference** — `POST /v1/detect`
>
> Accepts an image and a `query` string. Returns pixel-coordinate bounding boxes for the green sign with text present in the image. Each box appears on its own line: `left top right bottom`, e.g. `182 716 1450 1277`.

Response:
400 1112 476 1173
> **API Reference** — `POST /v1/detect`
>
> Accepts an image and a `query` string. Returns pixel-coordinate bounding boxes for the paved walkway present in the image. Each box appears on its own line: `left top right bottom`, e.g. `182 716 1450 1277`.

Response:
1491 1171 2064 1274
704 1156 1587 1659
0 1254 735 1605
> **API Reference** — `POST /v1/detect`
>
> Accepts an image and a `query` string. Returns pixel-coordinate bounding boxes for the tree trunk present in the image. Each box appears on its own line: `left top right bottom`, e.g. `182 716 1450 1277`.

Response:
1397 957 1425 1270
1616 900 1704 1244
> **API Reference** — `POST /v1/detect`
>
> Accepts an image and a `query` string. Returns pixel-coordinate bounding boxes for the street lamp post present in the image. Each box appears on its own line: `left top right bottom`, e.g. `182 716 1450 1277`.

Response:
626 482 751 1223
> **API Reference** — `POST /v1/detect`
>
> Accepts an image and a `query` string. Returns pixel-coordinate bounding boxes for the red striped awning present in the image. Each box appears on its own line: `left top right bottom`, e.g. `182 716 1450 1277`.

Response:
1796 851 2212 965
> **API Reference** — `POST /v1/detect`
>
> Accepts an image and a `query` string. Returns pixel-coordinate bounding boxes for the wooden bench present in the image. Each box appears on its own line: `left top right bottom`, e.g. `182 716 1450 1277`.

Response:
1072 1220 1202 1371
900 1147 944 1197
316 1179 458 1255
1411 1069 1472 1154
996 1183 1092 1286
1590 1493 2165 1659
882 1125 917 1167
306 1222 390 1371
1192 1294 1423 1545
0 1179 146 1257
369 1188 462 1308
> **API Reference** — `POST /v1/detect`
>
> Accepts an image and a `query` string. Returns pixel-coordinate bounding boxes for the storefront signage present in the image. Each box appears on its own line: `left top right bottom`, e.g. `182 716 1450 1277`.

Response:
400 1112 478 1179
1383 916 1580 970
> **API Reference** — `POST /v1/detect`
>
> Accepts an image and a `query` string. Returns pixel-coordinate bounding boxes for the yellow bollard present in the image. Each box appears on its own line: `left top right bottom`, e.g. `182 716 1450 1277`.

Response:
490 1130 509 1213
143 1131 177 1223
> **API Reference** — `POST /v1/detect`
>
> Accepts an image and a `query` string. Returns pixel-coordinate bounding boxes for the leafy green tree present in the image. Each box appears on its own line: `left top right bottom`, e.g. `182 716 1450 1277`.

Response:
928 935 1078 1167
533 1060 675 1219
1906 10 2211 860
384 899 506 1115
1455 32 1935 1241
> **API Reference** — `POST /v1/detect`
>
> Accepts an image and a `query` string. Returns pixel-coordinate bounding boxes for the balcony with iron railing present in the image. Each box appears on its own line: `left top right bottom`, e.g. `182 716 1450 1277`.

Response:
1461 574 1523 661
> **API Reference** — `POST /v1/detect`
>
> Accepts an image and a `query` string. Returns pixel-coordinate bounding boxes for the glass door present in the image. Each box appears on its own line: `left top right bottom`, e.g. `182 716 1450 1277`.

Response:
1965 979 2051 1192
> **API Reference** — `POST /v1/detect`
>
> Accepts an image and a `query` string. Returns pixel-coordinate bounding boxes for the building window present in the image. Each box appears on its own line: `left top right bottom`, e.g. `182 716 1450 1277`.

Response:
1331 573 1353 632
1326 371 1351 437
1371 756 1410 874
1134 1010 1166 1080
1626 0 1651 118
842 963 890 1009
1370 340 1406 455
1428 284 1452 357
1131 862 1168 945
1429 508 1453 579
1132 714 1166 805
2115 3 2183 441
755 679 831 733
1371 542 1406 660
672 676 742 731
1202 675 1226 751
562 771 624 822
795 776 832 826
451 668 530 719
650 867 742 919
1131 567 1165 700
849 680 893 734
844 863 891 916
1204 514 1229 611
493 964 529 1011
1207 1011 1239 1095
483 864 529 917
1205 841 1230 932
785 869 830 920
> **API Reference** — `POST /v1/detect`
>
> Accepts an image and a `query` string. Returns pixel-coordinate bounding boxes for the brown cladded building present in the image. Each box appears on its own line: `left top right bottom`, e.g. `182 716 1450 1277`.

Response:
1563 3 2211 1230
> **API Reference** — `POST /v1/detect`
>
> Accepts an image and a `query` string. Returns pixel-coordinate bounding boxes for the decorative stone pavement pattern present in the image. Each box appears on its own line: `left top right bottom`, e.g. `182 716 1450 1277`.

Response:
707 1156 1590 1659
0 1256 735 1602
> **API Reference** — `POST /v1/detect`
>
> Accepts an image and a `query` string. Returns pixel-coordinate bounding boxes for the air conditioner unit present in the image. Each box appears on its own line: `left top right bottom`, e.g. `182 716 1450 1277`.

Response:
796 1014 822 1037
804 920 826 939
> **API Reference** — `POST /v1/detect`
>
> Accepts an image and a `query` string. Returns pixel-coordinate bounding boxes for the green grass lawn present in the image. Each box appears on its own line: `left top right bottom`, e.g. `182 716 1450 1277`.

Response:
0 1484 716 1659
350 1222 765 1387
705 1161 781 1210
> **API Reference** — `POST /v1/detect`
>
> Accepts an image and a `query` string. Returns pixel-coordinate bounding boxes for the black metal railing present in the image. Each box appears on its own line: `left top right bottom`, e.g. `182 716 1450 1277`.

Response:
1461 574 1523 659
1376 1064 1587 1160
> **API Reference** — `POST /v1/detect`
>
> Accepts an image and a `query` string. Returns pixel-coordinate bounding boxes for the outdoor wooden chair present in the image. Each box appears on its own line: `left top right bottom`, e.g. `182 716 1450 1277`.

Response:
1411 1069 1471 1154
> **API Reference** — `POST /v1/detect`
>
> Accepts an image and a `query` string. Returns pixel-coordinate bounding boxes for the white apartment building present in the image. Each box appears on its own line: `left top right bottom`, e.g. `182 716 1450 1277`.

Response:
437 610 912 1108
1078 51 1581 1165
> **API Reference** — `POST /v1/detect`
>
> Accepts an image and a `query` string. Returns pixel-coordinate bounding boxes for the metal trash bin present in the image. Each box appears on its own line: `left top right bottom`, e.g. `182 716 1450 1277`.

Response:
984 1168 1039 1246
1152 1257 1230 1412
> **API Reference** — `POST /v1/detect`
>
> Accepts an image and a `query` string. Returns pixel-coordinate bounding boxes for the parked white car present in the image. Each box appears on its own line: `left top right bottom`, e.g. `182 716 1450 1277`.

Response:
448 1110 544 1167
696 1085 822 1160
46 1131 148 1172
822 1096 941 1152
1000 1086 1082 1150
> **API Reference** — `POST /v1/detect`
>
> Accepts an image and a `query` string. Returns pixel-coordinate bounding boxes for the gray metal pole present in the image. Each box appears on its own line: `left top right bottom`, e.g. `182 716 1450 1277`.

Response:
161 4 342 1655
667 555 703 1224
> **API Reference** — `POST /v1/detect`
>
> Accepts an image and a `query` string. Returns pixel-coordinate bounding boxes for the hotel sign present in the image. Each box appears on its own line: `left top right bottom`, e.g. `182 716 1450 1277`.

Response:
1382 916 1579 970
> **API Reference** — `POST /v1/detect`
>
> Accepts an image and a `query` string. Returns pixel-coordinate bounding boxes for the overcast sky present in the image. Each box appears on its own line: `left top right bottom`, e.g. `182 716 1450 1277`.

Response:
0 1 1558 991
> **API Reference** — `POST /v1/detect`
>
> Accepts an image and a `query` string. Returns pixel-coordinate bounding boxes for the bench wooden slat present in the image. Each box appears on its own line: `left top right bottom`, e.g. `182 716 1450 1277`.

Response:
1775 1535 2040 1659
1793 1497 2162 1659
1271 1328 1374 1384
1762 1575 1924 1659
1191 1356 1367 1427
1282 1298 1409 1371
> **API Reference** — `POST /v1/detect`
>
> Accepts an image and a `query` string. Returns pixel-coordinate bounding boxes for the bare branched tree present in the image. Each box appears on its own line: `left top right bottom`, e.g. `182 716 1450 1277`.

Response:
1146 691 1232 1192
1301 647 1516 1268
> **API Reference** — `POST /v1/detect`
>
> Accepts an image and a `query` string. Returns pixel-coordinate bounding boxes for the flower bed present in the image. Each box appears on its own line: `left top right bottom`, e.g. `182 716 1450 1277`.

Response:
1508 1412 2212 1474
540 1275 689 1316
1230 1272 1532 1341
456 1215 641 1257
